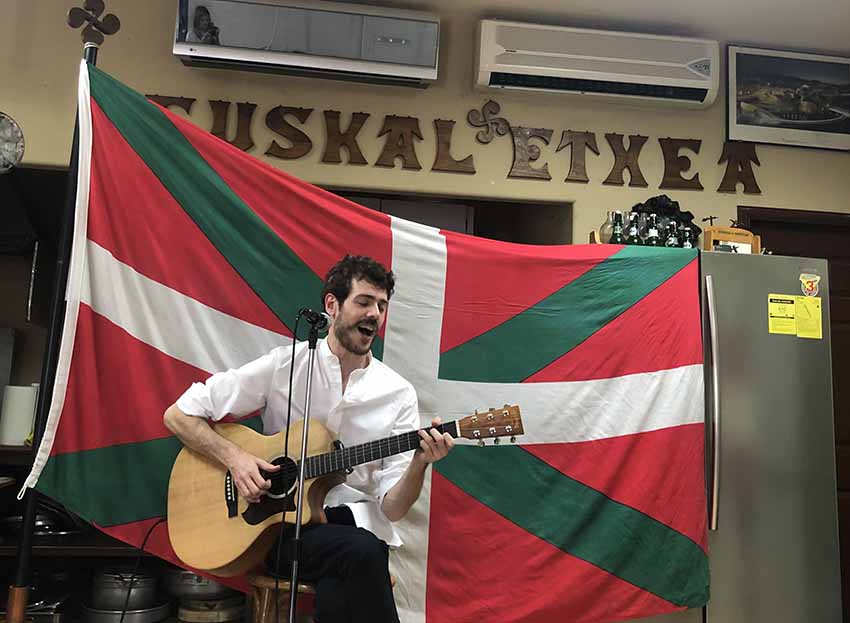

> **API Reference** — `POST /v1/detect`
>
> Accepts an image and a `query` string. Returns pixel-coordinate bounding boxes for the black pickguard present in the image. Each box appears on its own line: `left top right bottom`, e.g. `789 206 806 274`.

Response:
241 493 296 525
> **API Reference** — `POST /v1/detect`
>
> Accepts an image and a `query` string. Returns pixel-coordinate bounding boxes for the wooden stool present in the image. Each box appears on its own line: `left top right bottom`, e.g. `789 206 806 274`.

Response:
247 574 316 623
247 573 397 623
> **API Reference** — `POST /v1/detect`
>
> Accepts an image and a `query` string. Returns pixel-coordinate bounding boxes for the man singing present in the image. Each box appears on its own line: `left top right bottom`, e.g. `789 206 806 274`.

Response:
164 254 453 623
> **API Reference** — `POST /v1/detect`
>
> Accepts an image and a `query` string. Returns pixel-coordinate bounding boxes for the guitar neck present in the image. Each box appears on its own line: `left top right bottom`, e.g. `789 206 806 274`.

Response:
302 421 459 479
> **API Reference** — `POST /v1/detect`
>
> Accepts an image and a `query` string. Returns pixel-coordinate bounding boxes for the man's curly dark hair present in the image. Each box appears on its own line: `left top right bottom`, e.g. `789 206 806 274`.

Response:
321 255 395 307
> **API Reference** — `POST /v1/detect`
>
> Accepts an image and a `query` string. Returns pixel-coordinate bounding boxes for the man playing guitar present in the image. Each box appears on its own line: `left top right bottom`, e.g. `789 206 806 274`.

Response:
163 254 454 623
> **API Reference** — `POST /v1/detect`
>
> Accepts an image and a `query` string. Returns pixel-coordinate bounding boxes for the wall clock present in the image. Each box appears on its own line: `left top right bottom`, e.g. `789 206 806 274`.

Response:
0 112 25 174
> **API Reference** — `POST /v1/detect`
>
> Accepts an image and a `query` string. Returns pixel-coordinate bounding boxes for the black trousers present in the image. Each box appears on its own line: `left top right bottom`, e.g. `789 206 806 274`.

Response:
266 509 399 623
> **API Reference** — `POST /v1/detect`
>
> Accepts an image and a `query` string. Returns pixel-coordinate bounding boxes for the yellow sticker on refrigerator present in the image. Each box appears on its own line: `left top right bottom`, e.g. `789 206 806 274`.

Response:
795 295 822 339
768 295 797 335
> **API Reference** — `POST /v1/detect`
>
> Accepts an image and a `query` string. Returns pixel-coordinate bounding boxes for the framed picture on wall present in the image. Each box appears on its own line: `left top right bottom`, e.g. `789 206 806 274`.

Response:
727 46 850 151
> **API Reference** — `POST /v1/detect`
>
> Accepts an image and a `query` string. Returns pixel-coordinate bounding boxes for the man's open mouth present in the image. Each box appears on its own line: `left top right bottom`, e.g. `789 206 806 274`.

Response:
357 325 376 337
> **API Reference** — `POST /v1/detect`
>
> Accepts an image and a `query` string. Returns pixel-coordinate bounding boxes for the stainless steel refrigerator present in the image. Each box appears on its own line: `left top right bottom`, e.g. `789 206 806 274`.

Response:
635 251 843 623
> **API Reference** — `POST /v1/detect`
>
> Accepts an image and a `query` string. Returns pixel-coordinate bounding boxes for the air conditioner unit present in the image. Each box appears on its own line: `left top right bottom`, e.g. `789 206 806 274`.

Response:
476 19 719 108
173 0 439 88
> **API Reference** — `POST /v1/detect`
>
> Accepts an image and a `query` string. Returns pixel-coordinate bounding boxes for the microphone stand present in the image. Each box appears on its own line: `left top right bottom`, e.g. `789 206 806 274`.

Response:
288 318 321 622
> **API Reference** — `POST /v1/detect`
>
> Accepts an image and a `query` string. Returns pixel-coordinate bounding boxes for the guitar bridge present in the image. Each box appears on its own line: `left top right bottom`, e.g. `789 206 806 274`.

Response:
224 471 238 518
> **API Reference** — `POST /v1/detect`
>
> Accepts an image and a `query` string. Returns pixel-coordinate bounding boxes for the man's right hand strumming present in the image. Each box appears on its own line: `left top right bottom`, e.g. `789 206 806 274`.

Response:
164 403 279 504
226 449 280 503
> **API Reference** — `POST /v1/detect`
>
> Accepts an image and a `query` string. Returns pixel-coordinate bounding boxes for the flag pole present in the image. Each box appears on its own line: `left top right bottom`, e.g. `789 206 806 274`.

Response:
6 5 119 622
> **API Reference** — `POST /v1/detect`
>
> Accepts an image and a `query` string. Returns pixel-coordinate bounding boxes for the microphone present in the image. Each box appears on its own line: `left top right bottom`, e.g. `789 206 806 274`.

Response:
299 308 330 330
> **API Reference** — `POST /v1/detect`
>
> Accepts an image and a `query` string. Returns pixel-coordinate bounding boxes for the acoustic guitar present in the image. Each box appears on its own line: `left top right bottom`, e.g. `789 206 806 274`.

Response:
167 405 523 576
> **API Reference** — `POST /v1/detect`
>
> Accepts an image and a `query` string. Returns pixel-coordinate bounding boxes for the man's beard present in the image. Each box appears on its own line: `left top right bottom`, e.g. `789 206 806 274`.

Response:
333 317 378 356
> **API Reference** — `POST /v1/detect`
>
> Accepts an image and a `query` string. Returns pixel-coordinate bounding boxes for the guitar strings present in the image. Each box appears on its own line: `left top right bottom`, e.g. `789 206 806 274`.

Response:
266 425 451 485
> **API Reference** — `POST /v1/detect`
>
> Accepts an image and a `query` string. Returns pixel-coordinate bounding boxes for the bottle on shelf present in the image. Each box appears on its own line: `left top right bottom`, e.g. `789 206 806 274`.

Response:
599 211 614 244
682 226 694 249
645 213 661 247
609 211 626 244
625 212 643 245
664 222 681 247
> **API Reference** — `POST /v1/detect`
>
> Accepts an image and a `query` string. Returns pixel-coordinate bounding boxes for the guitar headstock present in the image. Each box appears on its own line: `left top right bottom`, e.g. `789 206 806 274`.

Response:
457 405 523 445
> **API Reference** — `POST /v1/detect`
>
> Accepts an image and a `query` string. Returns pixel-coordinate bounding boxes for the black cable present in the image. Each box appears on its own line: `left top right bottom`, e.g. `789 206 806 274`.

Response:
119 516 167 623
274 311 303 623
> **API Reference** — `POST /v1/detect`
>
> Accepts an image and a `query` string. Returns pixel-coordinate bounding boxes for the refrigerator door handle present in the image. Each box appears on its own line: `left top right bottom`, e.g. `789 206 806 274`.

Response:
706 274 721 531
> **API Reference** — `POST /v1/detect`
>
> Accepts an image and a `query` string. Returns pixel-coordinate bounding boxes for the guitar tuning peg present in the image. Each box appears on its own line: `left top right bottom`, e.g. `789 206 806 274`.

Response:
510 436 516 443
493 437 500 445
478 439 486 447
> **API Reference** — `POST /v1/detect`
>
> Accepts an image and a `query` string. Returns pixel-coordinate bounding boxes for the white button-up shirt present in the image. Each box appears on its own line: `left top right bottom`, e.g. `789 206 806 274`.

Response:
176 338 419 547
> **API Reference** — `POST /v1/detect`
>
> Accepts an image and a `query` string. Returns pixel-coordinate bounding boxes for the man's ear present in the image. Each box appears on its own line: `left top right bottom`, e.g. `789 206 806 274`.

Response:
324 292 339 318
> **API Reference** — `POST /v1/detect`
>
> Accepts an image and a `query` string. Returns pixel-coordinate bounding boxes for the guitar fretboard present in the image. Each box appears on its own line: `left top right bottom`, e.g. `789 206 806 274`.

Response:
301 421 458 479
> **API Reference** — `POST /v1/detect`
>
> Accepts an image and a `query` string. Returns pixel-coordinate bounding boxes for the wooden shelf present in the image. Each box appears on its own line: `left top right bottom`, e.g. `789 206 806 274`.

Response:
0 444 33 466
0 531 152 557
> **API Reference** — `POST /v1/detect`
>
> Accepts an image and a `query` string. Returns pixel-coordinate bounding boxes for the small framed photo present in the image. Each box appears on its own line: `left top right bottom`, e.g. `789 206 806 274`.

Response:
728 46 850 151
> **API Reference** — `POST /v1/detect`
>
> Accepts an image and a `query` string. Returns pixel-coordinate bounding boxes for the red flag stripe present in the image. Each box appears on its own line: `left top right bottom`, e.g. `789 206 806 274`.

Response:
440 232 621 354
525 259 702 382
51 304 209 455
87 99 289 335
523 423 708 550
165 105 394 303
427 473 685 623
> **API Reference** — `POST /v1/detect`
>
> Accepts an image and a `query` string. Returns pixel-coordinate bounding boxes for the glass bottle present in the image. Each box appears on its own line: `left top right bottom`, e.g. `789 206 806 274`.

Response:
645 213 661 247
610 211 626 244
625 212 643 245
664 222 681 247
599 211 614 244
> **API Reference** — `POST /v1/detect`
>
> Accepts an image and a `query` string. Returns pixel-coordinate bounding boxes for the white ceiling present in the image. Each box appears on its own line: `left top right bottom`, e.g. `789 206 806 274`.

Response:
357 0 850 57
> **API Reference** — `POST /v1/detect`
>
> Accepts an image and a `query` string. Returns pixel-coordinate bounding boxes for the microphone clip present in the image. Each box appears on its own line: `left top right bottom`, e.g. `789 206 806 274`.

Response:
299 308 330 331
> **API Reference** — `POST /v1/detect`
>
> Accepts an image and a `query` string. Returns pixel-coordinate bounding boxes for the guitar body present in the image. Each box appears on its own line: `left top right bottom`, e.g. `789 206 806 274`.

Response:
167 420 345 577
166 404 524 576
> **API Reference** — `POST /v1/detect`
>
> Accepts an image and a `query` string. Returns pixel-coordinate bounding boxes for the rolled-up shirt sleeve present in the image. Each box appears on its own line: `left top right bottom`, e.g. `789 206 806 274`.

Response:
175 348 281 421
375 388 420 503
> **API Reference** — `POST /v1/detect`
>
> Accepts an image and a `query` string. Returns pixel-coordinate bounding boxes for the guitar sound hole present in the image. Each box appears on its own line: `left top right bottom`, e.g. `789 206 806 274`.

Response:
264 456 297 499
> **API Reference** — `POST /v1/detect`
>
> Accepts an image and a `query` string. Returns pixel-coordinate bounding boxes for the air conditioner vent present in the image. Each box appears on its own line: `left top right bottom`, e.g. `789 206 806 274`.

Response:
489 73 709 102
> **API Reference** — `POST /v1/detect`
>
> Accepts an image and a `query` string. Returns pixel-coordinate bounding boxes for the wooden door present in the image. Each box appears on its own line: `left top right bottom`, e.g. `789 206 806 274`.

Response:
738 206 850 621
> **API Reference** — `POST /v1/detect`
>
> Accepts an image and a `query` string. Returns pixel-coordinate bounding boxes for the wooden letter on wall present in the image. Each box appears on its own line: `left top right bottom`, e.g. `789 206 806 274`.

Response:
265 106 313 160
375 116 423 170
508 127 553 180
659 138 704 190
146 95 196 115
432 119 476 174
556 130 599 183
603 133 649 187
209 100 257 152
322 111 369 165
717 141 762 194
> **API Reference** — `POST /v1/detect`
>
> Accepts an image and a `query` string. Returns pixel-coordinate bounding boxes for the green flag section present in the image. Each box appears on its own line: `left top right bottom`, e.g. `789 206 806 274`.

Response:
438 245 698 383
38 415 264 527
23 63 707 623
435 446 708 607
428 471 700 623
429 445 709 621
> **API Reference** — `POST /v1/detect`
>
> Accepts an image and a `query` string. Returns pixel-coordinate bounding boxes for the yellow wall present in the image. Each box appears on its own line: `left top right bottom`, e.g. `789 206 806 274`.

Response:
2 0 849 244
